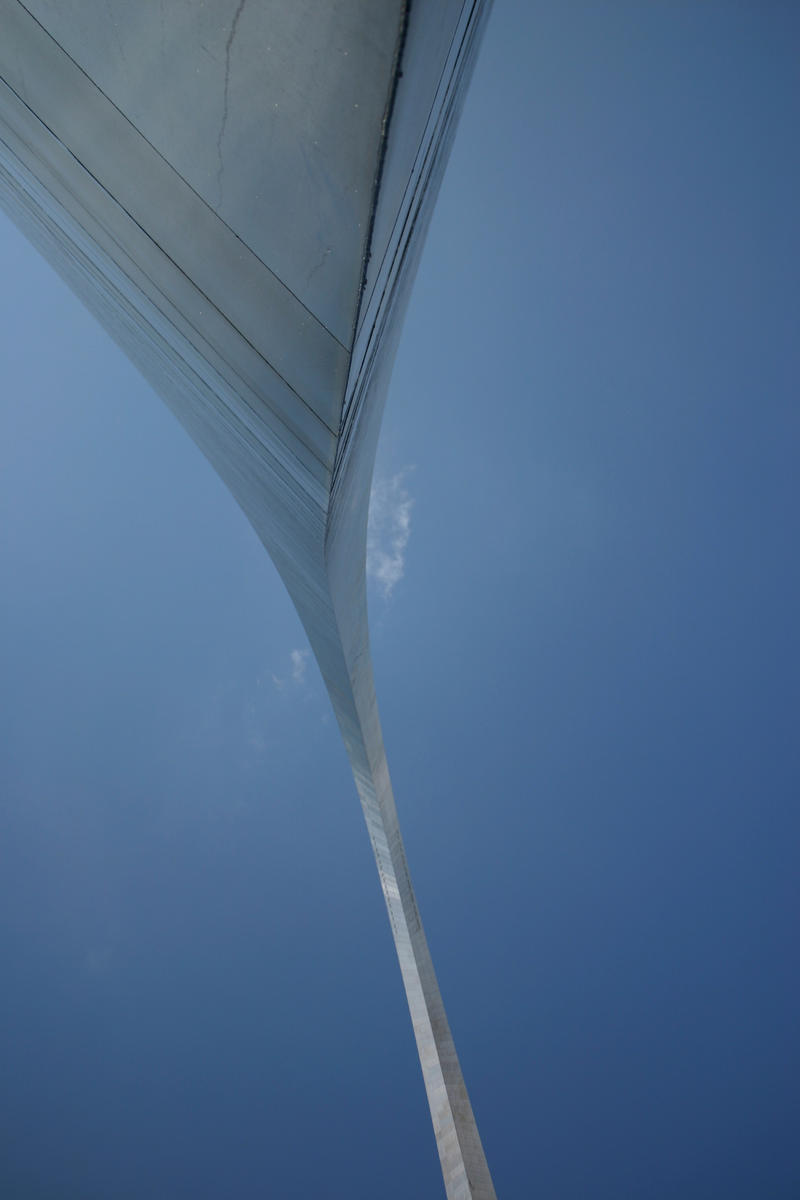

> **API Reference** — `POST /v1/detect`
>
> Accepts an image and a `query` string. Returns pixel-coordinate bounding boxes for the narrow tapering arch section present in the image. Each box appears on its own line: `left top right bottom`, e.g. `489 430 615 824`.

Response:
0 2 497 1194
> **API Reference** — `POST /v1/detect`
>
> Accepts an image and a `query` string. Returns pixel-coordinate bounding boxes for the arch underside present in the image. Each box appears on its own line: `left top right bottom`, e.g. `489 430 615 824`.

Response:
0 3 496 1195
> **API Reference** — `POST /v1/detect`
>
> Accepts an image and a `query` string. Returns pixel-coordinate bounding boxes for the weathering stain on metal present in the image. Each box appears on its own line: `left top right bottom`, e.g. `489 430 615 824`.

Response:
0 2 496 1195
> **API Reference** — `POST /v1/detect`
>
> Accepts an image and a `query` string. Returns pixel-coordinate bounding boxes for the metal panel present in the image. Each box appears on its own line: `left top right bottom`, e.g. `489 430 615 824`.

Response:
21 0 404 344
0 3 498 1195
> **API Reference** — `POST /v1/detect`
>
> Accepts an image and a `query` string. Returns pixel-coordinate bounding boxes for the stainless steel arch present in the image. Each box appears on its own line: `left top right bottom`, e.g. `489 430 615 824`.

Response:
0 3 497 1195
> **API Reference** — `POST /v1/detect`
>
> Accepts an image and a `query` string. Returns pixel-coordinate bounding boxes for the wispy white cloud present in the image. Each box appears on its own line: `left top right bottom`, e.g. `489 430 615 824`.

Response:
367 469 414 599
290 648 309 684
273 647 310 690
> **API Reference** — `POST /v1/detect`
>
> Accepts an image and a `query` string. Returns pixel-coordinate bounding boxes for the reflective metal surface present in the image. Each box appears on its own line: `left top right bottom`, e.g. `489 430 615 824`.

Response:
0 3 496 1195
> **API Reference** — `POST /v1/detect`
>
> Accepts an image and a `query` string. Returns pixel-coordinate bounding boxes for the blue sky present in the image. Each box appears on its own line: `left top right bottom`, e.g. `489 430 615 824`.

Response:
1 3 799 1197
